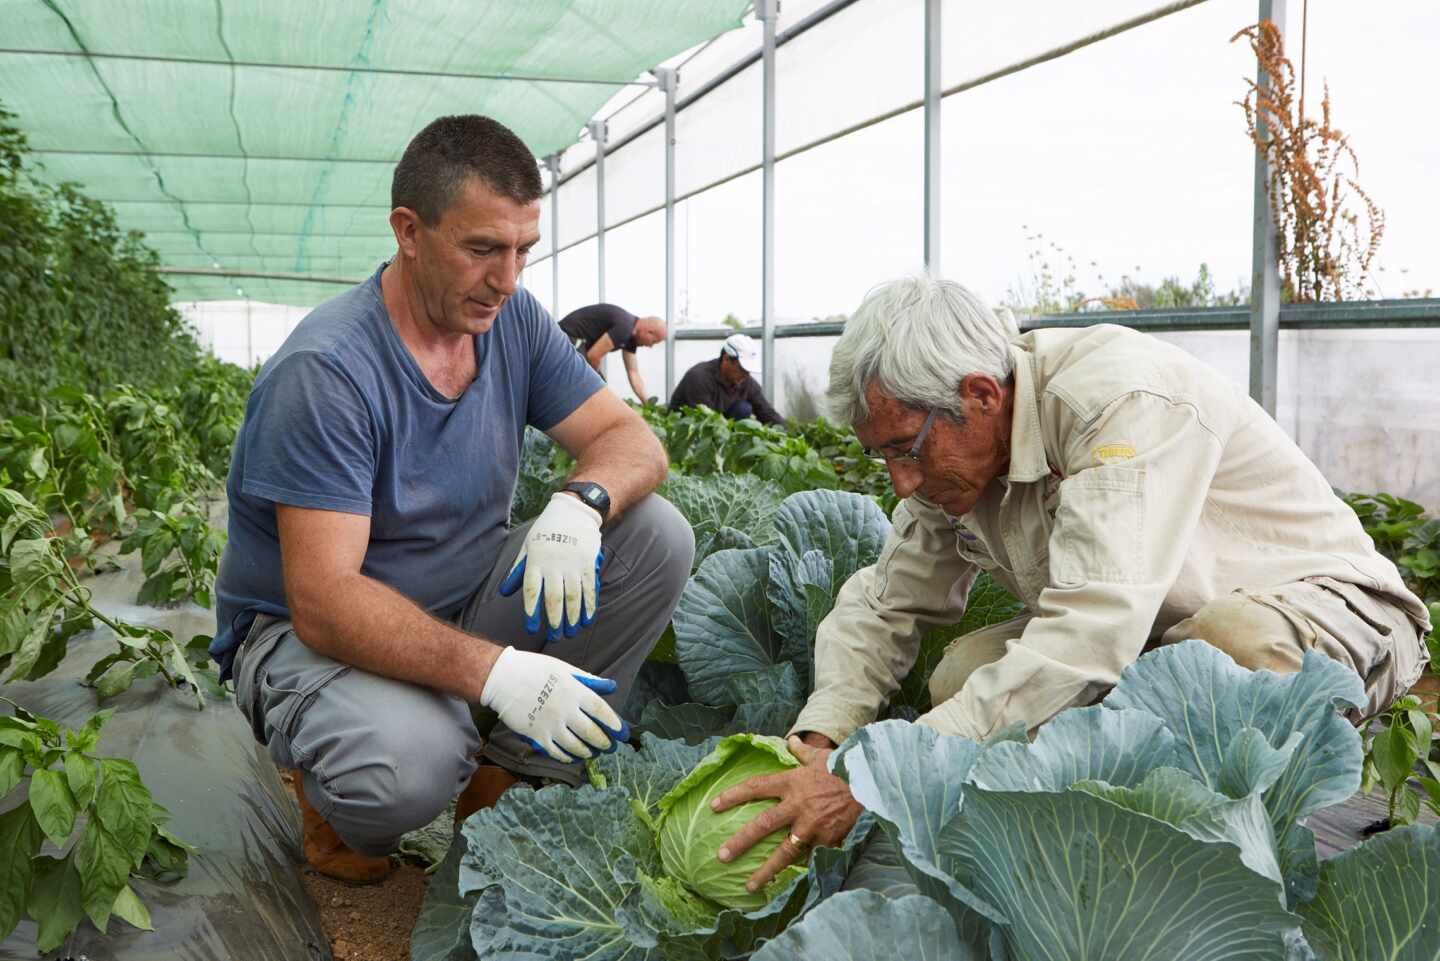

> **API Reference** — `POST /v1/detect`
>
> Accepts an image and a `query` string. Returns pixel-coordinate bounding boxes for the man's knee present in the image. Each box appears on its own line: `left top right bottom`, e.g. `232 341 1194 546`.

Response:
1162 593 1306 675
613 494 696 597
926 618 1027 707
321 724 476 855
302 679 479 856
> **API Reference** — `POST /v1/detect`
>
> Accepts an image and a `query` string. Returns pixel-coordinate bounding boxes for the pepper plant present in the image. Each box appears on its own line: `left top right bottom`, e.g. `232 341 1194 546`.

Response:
0 699 193 952
119 502 225 608
0 489 218 708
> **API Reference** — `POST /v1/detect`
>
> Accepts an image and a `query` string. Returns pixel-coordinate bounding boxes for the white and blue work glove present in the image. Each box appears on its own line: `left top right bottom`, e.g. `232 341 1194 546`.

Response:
499 492 604 642
479 647 629 761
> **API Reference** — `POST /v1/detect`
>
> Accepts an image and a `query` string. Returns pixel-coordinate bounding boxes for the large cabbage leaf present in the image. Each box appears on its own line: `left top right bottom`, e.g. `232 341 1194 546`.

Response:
942 784 1298 960
835 711 1302 960
672 490 890 736
831 720 999 953
460 785 665 961
1104 642 1367 903
673 548 783 705
751 890 982 961
766 491 889 670
659 472 784 569
1296 823 1440 961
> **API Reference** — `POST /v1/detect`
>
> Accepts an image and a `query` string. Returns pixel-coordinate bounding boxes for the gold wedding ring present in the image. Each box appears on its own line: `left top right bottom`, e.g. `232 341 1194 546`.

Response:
787 832 810 850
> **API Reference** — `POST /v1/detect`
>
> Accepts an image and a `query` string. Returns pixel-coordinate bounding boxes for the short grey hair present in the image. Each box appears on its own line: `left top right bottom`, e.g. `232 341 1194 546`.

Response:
827 276 1019 425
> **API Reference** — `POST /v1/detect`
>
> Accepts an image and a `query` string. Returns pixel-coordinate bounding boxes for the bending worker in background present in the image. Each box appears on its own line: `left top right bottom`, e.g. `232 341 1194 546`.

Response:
559 302 667 400
669 332 784 425
708 275 1431 896
211 114 693 883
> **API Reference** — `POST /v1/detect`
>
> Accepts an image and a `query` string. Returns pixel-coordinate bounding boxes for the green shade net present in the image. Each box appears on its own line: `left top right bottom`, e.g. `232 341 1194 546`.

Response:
0 0 751 305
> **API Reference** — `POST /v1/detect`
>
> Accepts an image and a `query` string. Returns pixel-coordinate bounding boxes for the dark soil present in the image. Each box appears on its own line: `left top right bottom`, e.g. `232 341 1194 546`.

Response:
277 769 431 961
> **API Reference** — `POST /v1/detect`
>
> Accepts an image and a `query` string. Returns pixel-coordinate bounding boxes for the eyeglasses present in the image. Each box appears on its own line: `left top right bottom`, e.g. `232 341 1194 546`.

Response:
864 408 938 464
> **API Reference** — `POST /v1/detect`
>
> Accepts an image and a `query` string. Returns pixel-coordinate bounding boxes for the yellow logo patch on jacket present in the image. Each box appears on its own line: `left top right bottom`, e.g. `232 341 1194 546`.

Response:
1093 443 1137 465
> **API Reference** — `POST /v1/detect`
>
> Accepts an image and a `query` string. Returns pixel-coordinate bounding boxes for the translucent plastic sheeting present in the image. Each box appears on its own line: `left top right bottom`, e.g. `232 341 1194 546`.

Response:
678 169 763 327
555 165 599 251
937 0 1255 309
775 0 923 156
774 108 924 323
555 236 600 319
674 59 763 199
602 124 667 233
1 0 750 304
0 540 327 961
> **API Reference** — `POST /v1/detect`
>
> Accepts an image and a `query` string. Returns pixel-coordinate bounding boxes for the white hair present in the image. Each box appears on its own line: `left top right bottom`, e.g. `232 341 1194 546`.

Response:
826 276 1019 425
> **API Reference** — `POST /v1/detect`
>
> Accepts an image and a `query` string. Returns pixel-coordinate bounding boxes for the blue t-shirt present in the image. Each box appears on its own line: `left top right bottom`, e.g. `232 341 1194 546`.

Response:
210 264 603 678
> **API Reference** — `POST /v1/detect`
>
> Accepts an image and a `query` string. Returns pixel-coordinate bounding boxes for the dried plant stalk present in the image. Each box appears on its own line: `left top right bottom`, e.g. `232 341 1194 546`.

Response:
1233 21 1384 302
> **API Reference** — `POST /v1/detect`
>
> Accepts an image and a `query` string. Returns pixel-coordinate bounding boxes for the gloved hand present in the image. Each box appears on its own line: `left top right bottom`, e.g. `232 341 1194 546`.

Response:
499 492 604 641
479 647 629 762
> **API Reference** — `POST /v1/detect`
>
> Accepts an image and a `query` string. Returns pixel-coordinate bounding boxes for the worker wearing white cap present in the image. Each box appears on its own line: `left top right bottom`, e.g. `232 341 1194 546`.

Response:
668 333 783 425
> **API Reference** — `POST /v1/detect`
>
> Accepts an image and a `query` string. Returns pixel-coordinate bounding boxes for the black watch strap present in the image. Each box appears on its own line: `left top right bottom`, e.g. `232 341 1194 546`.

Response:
562 481 611 522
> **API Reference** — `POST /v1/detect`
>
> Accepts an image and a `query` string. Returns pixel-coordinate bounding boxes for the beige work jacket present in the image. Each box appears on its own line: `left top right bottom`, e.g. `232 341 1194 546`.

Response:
793 324 1431 743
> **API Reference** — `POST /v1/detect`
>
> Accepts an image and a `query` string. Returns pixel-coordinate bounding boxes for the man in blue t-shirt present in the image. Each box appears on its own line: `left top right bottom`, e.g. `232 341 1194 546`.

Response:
214 115 693 883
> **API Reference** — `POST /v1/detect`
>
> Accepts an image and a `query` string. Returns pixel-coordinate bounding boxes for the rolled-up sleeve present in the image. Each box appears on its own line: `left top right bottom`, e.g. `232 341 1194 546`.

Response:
791 497 977 744
919 392 1227 740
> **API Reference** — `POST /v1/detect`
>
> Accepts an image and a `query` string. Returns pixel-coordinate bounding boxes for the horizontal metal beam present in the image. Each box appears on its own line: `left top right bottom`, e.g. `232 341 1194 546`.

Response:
35 147 398 165
101 199 394 209
1022 300 1440 331
156 267 361 285
138 229 393 239
0 46 653 87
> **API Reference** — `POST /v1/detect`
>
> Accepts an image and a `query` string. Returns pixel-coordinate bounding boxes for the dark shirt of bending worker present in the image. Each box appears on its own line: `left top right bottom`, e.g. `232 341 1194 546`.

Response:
559 303 666 400
669 333 782 426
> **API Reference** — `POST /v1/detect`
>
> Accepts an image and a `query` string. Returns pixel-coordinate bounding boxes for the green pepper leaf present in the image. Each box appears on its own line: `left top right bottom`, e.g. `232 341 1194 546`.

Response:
29 765 79 846
109 883 153 932
74 816 130 931
0 804 44 940
1371 720 1417 794
26 855 84 953
65 751 100 810
0 747 23 798
96 758 153 868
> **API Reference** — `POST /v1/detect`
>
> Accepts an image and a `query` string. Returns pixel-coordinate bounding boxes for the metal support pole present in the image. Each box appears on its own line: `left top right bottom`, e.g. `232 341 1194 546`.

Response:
546 153 561 320
759 0 778 399
1249 0 1286 417
923 0 942 273
587 120 609 382
245 298 254 367
656 68 679 401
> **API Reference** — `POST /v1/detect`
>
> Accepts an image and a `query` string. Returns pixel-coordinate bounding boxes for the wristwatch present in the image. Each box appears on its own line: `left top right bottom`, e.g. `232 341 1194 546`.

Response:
562 481 611 523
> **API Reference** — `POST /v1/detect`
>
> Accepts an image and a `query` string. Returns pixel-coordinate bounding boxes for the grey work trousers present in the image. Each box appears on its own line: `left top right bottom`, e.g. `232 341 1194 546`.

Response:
231 494 694 856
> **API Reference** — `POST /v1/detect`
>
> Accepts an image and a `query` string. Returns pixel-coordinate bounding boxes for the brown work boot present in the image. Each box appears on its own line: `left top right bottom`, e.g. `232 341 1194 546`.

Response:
454 762 521 828
290 773 393 885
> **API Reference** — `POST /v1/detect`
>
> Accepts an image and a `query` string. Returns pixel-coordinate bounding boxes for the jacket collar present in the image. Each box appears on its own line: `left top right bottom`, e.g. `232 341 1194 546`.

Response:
1005 344 1050 484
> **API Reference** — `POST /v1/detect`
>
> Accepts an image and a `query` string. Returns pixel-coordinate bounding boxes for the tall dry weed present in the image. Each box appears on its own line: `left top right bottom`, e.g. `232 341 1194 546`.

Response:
1234 20 1383 302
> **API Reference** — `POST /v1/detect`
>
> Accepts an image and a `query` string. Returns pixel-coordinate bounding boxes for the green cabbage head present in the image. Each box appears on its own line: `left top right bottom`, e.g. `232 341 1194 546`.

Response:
655 733 806 910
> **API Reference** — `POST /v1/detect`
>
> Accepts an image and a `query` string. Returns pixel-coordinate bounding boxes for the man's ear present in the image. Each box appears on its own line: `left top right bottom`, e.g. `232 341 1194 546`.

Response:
959 373 1004 415
389 207 423 259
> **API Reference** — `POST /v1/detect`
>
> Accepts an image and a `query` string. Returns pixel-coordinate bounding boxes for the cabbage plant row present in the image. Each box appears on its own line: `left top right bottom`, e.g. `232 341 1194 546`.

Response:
416 640 1438 960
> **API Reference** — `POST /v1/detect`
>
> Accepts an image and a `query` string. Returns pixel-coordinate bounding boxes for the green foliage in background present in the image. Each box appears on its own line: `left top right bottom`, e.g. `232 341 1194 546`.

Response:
0 103 202 417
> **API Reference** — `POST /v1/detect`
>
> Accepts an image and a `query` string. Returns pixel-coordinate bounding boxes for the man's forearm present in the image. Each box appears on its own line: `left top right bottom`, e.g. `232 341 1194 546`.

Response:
568 417 667 518
290 571 499 703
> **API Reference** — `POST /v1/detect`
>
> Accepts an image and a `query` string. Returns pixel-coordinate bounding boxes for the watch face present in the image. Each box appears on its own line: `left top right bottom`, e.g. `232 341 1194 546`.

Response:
583 488 603 504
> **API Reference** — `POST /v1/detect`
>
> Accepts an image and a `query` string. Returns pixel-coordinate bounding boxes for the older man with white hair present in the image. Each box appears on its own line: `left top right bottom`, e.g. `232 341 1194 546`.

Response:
707 274 1431 897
